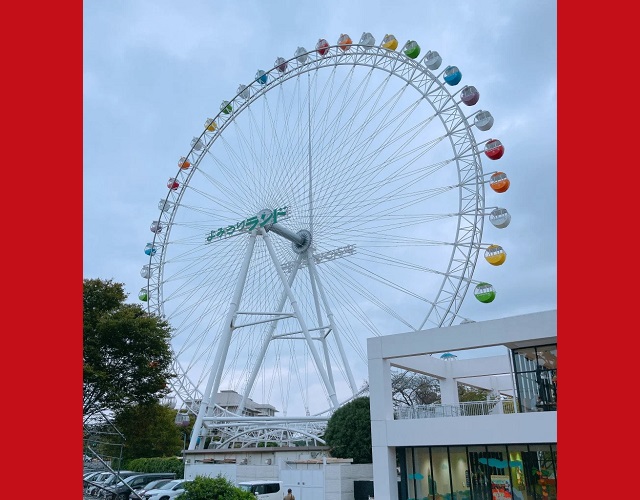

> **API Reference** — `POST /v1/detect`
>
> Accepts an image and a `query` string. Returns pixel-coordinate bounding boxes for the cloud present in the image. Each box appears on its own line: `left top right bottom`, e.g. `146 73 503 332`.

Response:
84 1 557 414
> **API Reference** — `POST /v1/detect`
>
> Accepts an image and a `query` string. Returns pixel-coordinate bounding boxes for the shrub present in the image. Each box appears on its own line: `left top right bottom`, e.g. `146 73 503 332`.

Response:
124 457 184 478
324 396 372 464
180 475 254 500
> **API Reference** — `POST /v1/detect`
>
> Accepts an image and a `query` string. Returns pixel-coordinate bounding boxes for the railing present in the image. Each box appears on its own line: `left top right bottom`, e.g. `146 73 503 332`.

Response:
394 400 516 420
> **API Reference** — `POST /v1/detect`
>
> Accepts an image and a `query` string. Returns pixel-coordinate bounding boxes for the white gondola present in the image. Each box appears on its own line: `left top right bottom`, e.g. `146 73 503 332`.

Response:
294 47 308 63
140 265 151 279
424 50 442 70
359 32 375 46
489 208 511 229
158 199 174 212
474 110 494 131
238 84 250 100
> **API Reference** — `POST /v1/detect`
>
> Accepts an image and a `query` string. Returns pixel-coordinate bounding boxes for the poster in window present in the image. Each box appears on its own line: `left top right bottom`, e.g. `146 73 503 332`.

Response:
490 474 513 500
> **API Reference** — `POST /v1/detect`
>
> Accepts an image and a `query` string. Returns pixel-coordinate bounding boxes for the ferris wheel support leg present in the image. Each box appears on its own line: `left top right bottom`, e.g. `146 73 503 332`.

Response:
238 253 304 415
188 231 258 450
306 254 336 394
261 229 340 410
307 254 358 396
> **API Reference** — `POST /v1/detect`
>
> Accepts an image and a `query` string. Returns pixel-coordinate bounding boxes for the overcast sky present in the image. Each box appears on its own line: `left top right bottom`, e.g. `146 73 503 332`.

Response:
84 1 556 405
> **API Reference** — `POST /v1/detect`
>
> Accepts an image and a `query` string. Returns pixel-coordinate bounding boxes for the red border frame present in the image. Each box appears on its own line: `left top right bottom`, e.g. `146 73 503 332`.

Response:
558 0 635 492
8 0 632 491
3 0 82 486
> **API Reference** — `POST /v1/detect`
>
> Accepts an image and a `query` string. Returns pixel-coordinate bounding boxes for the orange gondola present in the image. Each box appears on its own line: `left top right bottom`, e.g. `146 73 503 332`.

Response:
178 156 191 169
338 34 352 51
489 172 510 193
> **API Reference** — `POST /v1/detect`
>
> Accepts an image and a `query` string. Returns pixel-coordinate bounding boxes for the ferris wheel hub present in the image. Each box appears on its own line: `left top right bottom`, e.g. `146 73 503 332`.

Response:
267 223 312 254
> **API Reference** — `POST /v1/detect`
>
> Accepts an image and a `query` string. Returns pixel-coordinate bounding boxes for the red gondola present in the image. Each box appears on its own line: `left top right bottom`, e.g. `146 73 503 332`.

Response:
484 139 505 160
316 39 329 56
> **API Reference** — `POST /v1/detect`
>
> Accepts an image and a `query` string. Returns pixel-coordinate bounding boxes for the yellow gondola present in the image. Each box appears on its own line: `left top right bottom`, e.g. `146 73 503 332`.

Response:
204 119 217 133
484 244 507 266
381 34 398 50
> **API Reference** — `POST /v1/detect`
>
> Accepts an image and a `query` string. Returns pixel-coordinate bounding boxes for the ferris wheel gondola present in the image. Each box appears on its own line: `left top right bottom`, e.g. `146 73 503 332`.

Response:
142 31 512 449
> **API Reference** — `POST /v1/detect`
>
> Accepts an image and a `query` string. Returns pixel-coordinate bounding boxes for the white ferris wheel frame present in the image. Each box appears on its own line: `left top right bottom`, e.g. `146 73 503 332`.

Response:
143 39 490 449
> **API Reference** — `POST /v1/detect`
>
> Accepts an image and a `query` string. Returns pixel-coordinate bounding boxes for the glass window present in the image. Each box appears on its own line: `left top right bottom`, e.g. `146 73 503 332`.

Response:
431 447 452 499
413 447 433 499
513 344 557 412
449 446 470 500
486 446 510 500
265 483 280 493
468 446 491 500
505 445 531 500
529 444 557 500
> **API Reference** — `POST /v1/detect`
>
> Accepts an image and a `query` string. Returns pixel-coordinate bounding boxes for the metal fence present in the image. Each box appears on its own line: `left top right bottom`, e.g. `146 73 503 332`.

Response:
394 399 516 420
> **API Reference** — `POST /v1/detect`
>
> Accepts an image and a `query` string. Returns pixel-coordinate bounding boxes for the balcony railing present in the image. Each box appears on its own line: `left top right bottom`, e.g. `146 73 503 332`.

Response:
394 400 516 420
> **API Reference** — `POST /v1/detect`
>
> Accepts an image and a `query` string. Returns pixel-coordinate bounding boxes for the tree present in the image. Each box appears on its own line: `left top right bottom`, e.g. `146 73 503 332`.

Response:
113 402 185 460
180 475 255 500
324 397 372 464
391 370 440 407
83 278 174 421
458 383 490 402
358 371 441 408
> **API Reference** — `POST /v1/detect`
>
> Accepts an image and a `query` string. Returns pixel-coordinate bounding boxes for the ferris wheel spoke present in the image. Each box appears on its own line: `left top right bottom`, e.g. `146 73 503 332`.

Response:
141 37 509 448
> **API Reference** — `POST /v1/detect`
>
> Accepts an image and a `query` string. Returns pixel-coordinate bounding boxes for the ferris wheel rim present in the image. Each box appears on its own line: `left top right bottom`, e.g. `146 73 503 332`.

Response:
143 38 488 418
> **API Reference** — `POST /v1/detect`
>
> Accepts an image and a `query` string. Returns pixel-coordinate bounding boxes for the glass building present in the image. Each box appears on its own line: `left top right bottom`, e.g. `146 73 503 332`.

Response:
399 442 556 499
367 311 557 500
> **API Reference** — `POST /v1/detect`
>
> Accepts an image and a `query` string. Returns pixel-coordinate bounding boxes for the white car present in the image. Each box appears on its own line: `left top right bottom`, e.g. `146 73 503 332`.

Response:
143 479 187 500
237 480 284 500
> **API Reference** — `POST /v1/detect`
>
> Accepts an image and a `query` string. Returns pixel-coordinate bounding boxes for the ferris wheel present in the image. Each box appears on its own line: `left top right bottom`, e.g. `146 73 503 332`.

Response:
140 32 511 450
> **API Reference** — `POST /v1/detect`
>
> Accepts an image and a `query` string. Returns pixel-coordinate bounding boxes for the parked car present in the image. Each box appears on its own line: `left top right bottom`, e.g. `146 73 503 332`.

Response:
143 479 188 500
84 471 104 491
102 473 176 500
90 471 137 497
86 472 115 496
84 471 103 482
237 480 283 500
128 478 173 500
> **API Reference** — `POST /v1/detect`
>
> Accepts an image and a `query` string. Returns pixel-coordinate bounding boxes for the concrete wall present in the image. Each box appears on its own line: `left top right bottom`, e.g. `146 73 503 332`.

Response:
185 460 373 499
185 463 237 482
325 464 373 499
185 462 281 482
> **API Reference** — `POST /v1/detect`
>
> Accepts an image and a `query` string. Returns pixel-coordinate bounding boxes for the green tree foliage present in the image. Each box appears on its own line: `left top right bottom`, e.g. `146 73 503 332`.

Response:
114 402 186 460
324 397 372 464
180 475 255 500
83 278 174 420
125 456 184 478
458 383 490 402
